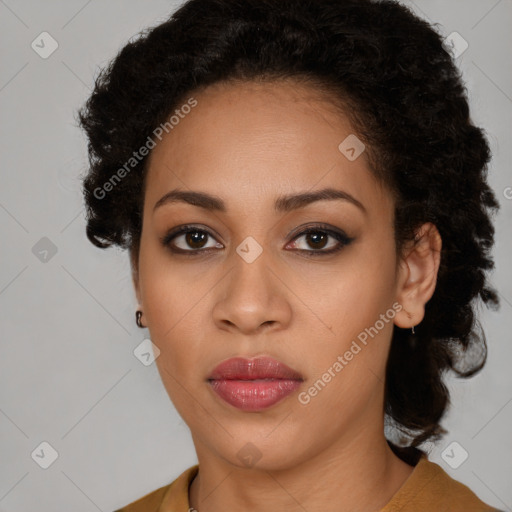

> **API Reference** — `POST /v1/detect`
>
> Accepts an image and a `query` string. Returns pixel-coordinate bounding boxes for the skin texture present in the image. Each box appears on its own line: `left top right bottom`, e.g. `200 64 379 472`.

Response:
131 79 442 512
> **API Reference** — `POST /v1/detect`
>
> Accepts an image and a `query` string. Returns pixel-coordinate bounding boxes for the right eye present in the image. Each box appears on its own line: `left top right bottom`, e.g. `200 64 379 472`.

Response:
160 225 224 255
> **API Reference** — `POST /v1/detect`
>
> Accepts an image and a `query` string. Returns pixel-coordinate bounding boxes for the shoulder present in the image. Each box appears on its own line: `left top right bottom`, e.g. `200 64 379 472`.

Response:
382 455 502 512
113 484 170 512
113 465 199 512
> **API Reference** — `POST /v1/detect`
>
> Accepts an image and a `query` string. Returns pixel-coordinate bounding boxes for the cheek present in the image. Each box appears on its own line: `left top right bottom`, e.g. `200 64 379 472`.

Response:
297 241 397 342
137 242 207 379
296 238 398 391
138 230 206 335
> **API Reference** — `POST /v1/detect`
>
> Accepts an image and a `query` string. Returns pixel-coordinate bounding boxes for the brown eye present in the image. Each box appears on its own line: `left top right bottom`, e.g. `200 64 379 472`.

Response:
161 226 223 254
161 223 354 257
184 230 208 249
288 226 353 256
304 232 329 250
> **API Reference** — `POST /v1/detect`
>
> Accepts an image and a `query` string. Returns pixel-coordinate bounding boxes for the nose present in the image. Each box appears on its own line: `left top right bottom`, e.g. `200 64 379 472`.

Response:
212 250 292 335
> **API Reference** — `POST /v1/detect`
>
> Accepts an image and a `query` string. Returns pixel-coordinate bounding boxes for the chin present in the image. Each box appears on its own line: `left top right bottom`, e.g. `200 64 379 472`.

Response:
210 431 311 472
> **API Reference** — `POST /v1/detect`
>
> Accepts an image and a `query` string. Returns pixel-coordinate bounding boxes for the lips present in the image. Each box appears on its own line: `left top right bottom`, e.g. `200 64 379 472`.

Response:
208 356 303 381
207 356 304 411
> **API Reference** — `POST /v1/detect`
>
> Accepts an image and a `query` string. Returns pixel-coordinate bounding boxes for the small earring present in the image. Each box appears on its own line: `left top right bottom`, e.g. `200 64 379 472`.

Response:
136 310 144 328
411 325 415 334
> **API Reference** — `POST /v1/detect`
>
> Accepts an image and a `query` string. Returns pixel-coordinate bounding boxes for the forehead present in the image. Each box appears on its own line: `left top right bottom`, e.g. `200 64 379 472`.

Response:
144 79 390 215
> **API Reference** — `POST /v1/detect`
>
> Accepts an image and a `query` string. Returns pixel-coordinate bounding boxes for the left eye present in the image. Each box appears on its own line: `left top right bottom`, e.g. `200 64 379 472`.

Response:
287 228 353 255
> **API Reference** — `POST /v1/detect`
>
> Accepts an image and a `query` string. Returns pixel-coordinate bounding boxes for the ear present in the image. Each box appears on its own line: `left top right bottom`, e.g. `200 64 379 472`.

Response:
394 222 442 329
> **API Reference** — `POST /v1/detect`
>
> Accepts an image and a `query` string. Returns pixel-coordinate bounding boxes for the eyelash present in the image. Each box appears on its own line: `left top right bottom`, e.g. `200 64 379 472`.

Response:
160 223 354 258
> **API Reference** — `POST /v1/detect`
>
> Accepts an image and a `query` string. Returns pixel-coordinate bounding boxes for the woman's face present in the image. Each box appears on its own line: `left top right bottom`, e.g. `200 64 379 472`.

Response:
134 79 409 469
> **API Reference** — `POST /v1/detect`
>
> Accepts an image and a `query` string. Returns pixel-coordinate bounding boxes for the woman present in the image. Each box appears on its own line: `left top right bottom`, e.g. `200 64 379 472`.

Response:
78 0 502 510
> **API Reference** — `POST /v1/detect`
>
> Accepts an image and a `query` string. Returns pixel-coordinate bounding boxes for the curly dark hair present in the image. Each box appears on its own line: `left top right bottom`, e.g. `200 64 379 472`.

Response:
78 0 500 454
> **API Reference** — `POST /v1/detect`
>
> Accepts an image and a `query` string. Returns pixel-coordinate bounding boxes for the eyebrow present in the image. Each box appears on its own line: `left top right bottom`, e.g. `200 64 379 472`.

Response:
153 187 366 214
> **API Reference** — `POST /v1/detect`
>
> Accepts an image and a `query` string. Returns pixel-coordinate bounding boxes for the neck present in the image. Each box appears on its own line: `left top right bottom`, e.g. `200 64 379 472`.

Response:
189 426 415 512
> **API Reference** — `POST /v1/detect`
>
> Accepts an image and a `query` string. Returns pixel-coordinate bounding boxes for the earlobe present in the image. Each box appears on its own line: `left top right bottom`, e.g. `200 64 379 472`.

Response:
394 222 442 329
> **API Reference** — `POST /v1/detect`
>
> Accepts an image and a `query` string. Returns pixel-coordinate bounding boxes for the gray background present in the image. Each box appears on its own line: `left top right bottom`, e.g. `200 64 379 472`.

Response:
0 1 511 510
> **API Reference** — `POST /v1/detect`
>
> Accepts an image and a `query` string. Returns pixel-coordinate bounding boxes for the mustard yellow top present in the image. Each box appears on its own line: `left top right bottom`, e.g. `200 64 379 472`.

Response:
114 455 501 511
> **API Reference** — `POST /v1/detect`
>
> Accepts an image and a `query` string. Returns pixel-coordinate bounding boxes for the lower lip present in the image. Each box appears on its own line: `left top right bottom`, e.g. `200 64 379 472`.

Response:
208 379 302 411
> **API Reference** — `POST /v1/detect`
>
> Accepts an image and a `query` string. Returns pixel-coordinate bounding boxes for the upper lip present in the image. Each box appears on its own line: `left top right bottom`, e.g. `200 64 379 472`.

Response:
208 356 304 381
